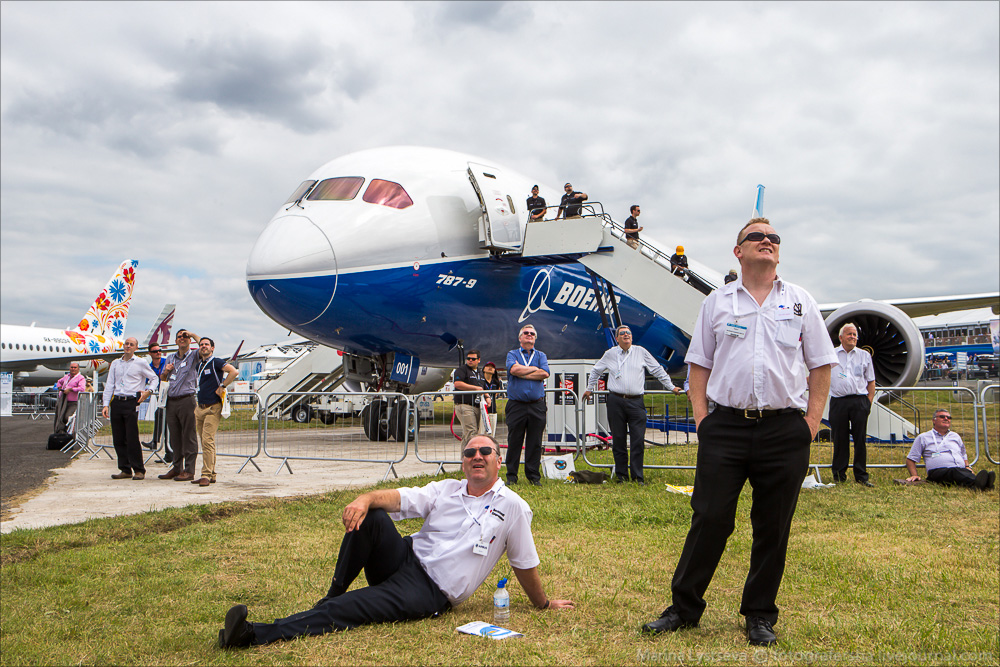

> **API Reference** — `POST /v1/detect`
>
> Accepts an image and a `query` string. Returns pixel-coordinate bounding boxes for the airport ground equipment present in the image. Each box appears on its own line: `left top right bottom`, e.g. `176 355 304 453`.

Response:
253 345 354 424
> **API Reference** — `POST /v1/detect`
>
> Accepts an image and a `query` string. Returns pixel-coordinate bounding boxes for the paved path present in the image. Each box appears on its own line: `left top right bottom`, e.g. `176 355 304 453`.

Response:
0 415 452 534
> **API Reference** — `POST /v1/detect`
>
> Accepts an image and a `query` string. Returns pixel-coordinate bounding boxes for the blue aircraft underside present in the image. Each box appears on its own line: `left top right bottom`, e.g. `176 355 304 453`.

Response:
248 259 691 374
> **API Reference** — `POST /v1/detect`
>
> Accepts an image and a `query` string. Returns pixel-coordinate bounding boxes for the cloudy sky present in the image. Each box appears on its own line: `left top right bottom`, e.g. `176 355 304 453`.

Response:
2 1 997 355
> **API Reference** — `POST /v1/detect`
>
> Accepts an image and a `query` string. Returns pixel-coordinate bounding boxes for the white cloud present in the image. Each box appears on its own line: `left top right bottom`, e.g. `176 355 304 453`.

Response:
2 1 997 356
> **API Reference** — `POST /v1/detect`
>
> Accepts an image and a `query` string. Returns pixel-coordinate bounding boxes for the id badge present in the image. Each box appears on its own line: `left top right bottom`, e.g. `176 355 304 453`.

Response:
170 374 178 381
473 541 489 557
725 322 747 339
775 305 794 321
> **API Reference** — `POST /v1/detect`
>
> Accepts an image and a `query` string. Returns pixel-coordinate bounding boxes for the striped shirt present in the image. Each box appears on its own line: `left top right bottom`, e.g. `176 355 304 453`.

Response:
586 344 675 395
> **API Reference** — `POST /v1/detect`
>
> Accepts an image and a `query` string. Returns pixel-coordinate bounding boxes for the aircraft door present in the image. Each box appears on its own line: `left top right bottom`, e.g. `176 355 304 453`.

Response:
468 163 522 251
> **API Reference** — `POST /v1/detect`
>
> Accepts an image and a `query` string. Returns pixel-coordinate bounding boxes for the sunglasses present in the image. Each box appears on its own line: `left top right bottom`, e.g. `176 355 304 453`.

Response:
463 446 496 458
738 231 781 245
150 351 161 354
521 331 536 337
936 415 952 420
466 356 478 360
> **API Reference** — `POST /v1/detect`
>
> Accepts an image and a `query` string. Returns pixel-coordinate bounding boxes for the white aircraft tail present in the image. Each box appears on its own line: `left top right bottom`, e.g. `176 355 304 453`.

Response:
141 304 175 347
73 259 138 341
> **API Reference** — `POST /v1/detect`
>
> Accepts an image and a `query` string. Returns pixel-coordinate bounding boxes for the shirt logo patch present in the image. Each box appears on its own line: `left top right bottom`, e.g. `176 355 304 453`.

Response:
793 303 802 316
490 508 505 521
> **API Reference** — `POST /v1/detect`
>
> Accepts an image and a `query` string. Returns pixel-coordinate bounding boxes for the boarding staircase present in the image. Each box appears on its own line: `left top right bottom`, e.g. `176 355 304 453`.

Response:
509 204 716 336
252 345 348 422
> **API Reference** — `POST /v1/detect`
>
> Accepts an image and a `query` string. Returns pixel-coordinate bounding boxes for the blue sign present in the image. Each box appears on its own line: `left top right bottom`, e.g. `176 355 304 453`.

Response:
390 354 420 385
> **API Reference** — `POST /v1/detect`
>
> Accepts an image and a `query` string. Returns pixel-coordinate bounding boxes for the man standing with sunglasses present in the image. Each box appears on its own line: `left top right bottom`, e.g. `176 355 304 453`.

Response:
158 330 200 482
453 349 486 441
217 434 574 648
505 324 550 486
642 218 837 647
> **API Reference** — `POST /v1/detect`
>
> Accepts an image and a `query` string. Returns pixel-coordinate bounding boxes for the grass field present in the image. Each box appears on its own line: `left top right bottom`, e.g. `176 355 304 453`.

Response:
2 458 997 666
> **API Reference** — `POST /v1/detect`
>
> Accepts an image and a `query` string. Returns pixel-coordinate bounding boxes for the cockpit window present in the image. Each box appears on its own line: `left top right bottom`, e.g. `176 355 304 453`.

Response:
307 177 365 201
362 179 413 209
284 180 317 204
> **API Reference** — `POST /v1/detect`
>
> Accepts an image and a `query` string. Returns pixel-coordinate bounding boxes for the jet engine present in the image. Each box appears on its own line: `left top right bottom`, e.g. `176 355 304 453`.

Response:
824 300 925 387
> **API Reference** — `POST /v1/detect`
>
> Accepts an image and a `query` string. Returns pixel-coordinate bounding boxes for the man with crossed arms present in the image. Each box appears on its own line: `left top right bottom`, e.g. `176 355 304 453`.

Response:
582 325 681 484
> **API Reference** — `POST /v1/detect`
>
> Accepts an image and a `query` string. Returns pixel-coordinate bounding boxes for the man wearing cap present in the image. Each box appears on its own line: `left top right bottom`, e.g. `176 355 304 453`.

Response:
555 183 588 219
829 322 876 486
670 246 689 276
526 185 547 222
217 434 574 649
641 218 837 647
624 205 643 249
582 325 681 484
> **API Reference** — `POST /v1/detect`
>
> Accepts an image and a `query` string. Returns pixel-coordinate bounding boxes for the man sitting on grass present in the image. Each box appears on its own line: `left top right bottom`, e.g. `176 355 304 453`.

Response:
905 408 995 490
218 433 574 648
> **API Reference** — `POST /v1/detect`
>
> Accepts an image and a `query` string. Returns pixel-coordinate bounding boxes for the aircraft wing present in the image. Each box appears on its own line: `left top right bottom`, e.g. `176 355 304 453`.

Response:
819 292 999 319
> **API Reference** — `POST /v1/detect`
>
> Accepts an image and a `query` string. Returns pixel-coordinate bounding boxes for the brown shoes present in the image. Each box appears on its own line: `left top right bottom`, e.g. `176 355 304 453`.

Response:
158 469 180 480
193 477 211 486
111 472 132 480
132 472 145 480
174 472 195 482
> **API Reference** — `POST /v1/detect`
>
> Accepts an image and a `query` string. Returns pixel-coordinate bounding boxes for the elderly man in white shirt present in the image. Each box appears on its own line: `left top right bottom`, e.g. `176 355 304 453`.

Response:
641 218 837 647
582 325 681 484
829 323 877 486
219 433 574 649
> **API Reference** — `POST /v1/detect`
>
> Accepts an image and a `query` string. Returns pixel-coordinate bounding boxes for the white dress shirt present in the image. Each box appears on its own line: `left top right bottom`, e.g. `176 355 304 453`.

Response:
586 344 675 395
392 478 539 605
685 276 838 411
102 356 160 407
830 345 875 397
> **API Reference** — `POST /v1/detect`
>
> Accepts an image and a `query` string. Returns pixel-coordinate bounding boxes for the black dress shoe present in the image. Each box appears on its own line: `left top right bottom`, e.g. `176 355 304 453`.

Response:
529 479 542 487
219 604 254 649
640 606 697 635
857 480 875 488
974 470 990 490
986 470 996 491
505 476 517 485
746 616 777 646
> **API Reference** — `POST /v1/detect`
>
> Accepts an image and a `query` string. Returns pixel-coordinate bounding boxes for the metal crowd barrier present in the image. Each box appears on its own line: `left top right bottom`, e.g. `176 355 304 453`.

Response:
212 392 263 473
412 388 581 474
981 384 999 465
580 389 697 472
10 391 55 419
261 391 410 480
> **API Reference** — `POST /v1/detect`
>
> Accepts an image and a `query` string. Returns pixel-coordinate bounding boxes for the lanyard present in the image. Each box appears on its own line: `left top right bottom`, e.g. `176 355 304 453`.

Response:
519 349 536 367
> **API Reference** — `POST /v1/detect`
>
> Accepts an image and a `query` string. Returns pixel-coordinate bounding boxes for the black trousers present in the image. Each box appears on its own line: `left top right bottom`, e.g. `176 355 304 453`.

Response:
109 396 144 474
670 409 811 625
926 466 978 488
165 395 198 474
252 509 450 645
829 395 870 482
505 399 546 483
607 393 647 482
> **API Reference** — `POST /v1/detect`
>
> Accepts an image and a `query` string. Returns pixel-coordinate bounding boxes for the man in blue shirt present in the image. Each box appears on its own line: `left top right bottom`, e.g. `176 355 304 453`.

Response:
504 324 550 486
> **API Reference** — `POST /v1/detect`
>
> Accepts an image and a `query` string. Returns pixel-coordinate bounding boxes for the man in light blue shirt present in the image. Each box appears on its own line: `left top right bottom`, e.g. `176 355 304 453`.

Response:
905 409 994 490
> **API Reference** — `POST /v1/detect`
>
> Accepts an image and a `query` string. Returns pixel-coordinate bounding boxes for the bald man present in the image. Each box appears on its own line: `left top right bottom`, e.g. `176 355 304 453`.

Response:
54 362 87 434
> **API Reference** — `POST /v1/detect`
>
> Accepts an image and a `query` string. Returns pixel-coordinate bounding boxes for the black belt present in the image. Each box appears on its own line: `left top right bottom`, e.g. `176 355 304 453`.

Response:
168 393 195 400
112 394 138 401
511 397 545 404
832 394 867 399
715 405 801 420
609 391 643 400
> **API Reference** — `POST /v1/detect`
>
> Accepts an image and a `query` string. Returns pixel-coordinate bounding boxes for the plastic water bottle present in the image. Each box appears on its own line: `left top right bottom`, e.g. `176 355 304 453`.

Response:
493 578 510 624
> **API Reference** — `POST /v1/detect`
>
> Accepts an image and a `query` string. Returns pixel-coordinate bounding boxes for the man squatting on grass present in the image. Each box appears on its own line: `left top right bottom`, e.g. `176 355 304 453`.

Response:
218 433 573 648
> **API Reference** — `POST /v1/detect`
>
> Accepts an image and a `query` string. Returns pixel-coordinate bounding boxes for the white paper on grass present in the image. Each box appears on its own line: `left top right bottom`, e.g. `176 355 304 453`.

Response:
801 474 836 489
456 621 523 639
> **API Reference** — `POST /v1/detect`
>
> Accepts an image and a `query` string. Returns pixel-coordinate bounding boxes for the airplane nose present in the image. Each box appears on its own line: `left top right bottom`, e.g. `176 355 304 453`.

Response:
246 214 337 326
247 214 336 278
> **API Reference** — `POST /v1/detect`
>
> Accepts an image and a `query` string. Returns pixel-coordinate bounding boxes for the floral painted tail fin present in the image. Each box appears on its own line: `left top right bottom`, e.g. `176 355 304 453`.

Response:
72 260 138 341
